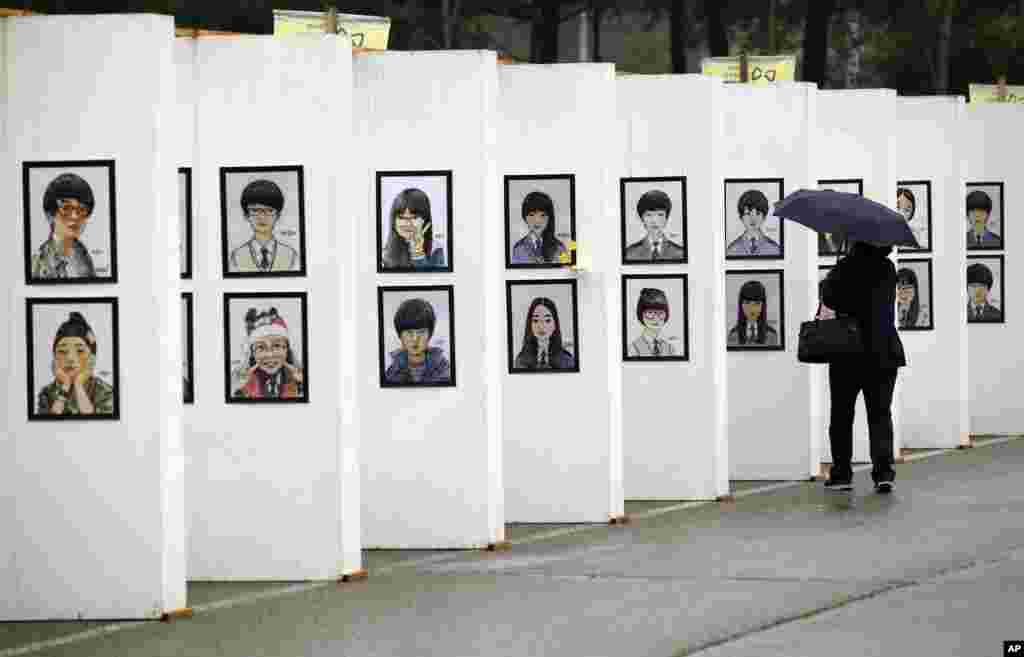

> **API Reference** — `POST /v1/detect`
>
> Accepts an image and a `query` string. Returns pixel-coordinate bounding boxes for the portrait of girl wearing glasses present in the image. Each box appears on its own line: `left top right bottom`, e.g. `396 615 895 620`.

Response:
24 162 117 283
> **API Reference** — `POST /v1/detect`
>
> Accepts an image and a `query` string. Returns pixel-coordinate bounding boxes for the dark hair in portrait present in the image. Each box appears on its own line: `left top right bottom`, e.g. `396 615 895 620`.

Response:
393 297 436 337
636 287 670 322
240 179 285 214
967 262 994 289
516 296 570 369
54 311 97 356
966 189 992 215
243 306 298 368
897 187 916 220
44 173 95 218
522 191 562 263
730 280 776 345
383 188 434 268
736 189 770 217
636 189 672 218
896 267 921 328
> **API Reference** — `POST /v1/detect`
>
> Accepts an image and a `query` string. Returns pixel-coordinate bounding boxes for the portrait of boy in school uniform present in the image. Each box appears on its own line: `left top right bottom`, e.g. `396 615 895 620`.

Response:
724 179 784 259
377 286 455 387
220 166 307 278
966 257 1005 324
620 178 687 264
965 183 1004 250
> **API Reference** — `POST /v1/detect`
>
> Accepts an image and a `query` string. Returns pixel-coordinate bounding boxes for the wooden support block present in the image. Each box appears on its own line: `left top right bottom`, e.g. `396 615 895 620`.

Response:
818 462 832 480
608 514 631 525
160 607 194 622
486 541 512 552
716 495 737 511
339 569 369 583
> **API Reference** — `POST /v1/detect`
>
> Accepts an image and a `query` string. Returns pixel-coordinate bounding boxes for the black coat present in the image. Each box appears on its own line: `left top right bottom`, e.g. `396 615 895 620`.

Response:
821 242 907 369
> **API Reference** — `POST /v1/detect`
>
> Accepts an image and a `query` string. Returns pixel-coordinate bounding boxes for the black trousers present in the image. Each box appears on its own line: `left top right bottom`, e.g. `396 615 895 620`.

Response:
828 363 898 479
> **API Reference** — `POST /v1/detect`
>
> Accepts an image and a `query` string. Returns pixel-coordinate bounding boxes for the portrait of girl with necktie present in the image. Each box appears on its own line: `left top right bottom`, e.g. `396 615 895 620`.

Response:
621 274 689 362
506 280 580 373
221 166 307 278
895 261 934 331
726 273 784 350
505 174 576 269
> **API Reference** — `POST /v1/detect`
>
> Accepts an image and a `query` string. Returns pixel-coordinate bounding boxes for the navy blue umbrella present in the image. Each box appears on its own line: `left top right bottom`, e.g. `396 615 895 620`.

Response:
773 189 919 248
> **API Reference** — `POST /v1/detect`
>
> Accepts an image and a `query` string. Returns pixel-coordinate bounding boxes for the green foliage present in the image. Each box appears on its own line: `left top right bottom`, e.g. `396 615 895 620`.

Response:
621 27 671 73
973 12 1024 77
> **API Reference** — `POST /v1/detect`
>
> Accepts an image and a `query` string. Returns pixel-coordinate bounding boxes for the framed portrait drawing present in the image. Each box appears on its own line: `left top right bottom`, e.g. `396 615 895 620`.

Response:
896 259 934 331
505 174 576 269
965 182 1004 251
377 285 456 387
620 176 687 265
621 274 688 361
220 165 307 278
816 178 863 257
23 160 118 285
223 292 309 403
896 181 932 254
724 178 784 260
182 292 195 404
376 170 453 273
725 269 785 351
967 255 1006 324
26 297 120 420
179 167 193 279
506 279 580 373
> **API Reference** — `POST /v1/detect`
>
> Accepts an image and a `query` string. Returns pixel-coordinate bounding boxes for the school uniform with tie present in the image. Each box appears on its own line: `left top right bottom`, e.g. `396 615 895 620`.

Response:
511 234 568 264
628 334 675 356
726 232 781 256
230 238 298 273
968 302 1002 322
624 237 685 262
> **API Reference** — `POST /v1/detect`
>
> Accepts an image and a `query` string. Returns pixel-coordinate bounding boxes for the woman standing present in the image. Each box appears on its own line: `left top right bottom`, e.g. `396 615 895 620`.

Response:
820 240 907 493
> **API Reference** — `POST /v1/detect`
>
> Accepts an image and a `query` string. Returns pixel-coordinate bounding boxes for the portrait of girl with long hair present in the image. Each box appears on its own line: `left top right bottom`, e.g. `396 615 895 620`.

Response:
506 175 575 268
382 188 446 270
377 171 452 273
727 277 781 348
507 280 579 373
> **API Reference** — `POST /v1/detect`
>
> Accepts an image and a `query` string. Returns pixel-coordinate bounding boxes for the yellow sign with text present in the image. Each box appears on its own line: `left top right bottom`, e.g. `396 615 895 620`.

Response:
969 83 1024 104
701 55 797 84
273 10 391 50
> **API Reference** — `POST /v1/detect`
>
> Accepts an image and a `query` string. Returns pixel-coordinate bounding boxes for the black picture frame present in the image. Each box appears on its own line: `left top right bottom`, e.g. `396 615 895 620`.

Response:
182 292 195 404
816 178 863 257
26 296 121 421
724 178 785 261
179 167 193 280
222 291 310 404
220 165 308 279
505 278 581 373
620 176 688 265
621 274 689 362
375 170 455 274
725 269 786 351
895 258 935 331
23 159 118 285
965 181 1005 251
376 285 457 388
896 180 933 254
504 174 577 270
967 254 1006 325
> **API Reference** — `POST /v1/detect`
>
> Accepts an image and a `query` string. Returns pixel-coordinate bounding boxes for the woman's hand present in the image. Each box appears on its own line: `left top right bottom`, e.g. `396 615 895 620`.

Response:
817 304 837 320
410 219 429 259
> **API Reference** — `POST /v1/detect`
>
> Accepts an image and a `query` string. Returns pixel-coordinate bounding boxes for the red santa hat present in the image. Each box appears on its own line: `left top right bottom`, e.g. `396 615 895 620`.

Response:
244 307 291 342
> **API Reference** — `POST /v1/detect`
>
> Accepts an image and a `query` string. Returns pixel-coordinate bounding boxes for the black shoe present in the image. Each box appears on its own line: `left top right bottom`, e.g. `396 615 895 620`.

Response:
824 474 853 491
874 480 893 494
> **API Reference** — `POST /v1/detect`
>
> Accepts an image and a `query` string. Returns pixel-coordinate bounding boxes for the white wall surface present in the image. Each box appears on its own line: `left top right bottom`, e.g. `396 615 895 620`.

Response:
354 51 504 548
617 75 728 500
499 64 624 522
811 89 902 465
890 97 969 448
1 14 185 619
721 83 818 480
187 35 361 578
963 103 1023 435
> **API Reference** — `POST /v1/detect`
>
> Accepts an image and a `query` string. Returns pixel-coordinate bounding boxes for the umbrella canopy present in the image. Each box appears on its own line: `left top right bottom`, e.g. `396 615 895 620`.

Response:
773 189 919 248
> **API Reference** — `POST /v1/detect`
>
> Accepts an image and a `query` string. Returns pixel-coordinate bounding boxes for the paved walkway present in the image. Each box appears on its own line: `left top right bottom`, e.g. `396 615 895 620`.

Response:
2 437 1021 657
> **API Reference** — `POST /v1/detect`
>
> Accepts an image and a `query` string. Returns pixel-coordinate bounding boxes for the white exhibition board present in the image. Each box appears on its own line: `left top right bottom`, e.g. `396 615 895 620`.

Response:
187 35 361 578
810 89 902 466
890 97 969 448
499 64 624 522
963 103 1022 435
1 15 185 619
354 51 504 548
617 74 728 500
721 83 818 480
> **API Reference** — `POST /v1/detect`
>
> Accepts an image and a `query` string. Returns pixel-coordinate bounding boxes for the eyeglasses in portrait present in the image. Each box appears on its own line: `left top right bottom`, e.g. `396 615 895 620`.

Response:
505 174 576 269
621 274 688 361
23 160 118 285
377 171 454 273
377 285 456 387
26 297 120 421
220 166 307 278
724 178 784 260
506 279 580 373
223 292 309 403
620 177 687 265
725 269 785 351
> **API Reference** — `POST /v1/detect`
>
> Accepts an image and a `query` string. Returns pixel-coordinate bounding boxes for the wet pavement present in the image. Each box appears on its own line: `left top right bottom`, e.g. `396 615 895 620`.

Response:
2 436 1021 657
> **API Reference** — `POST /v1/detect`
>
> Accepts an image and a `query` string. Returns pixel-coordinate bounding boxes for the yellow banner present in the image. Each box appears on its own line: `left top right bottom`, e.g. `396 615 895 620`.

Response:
701 55 797 84
969 83 1024 104
273 9 391 50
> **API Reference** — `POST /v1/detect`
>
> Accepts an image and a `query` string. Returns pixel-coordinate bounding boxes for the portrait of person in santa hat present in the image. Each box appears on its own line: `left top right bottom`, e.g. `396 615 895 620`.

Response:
232 305 305 400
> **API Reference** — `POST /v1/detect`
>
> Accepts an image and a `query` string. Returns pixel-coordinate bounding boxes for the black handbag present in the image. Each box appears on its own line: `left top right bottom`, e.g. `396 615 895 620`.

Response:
797 311 864 364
